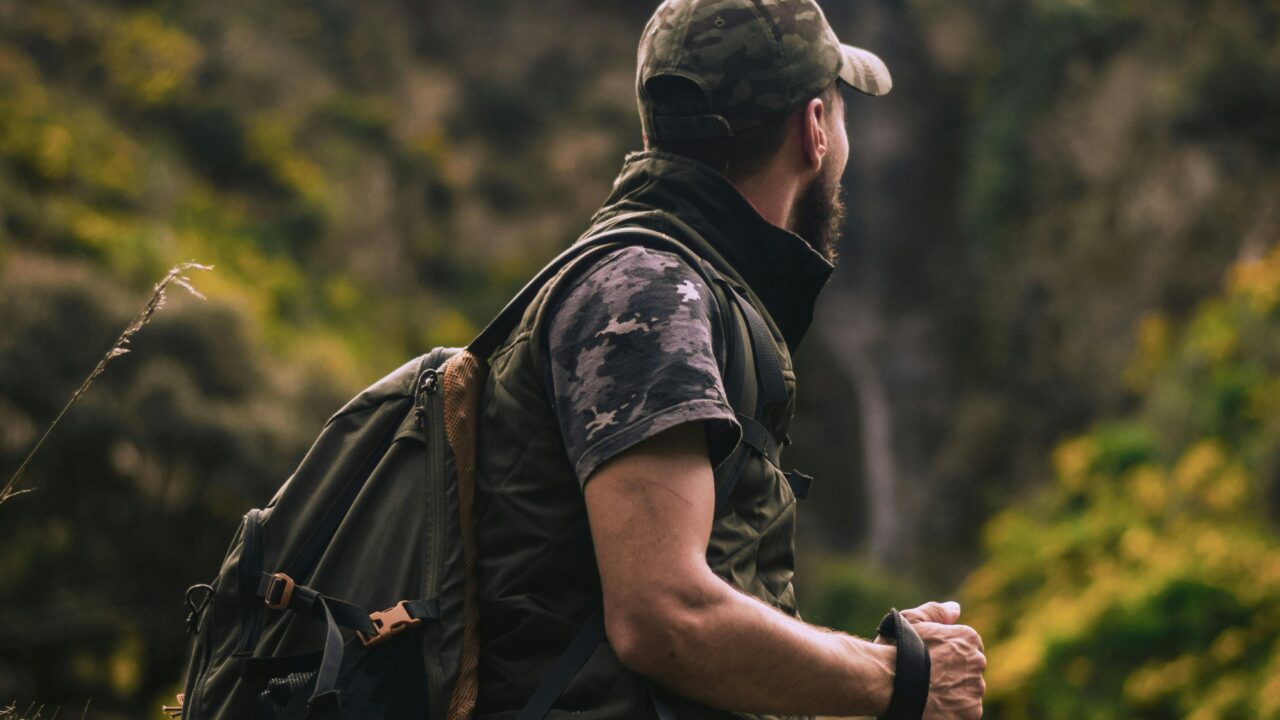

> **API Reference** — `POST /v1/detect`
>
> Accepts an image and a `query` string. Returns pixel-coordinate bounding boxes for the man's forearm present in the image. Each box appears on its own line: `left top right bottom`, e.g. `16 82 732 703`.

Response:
609 569 895 717
588 425 897 717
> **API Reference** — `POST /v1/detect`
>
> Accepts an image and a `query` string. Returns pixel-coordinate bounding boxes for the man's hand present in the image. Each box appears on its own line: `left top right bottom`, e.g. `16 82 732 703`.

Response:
885 601 986 720
900 601 962 626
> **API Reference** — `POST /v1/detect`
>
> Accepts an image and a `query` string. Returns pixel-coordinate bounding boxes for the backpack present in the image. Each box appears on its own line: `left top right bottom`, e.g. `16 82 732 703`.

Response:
172 224 801 720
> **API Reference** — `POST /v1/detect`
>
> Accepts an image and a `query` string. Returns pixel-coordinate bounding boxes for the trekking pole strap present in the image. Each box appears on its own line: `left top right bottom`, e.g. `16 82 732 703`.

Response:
875 609 931 720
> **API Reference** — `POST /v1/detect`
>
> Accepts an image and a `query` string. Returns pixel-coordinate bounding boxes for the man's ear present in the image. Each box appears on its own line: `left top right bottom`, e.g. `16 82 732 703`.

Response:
799 96 829 173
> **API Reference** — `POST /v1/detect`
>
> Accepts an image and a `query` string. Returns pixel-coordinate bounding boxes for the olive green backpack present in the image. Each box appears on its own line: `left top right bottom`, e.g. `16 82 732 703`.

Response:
173 225 805 720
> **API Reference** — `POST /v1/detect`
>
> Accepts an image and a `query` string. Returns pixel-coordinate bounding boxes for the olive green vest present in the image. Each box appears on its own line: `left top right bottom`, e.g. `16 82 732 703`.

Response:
474 152 833 720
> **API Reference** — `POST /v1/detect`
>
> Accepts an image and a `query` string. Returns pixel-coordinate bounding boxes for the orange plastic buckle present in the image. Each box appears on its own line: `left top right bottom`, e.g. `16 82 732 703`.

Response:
359 601 422 648
264 572 295 610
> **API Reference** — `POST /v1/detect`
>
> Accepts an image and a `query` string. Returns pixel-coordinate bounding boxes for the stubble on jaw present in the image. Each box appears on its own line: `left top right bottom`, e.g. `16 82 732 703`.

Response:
789 164 847 265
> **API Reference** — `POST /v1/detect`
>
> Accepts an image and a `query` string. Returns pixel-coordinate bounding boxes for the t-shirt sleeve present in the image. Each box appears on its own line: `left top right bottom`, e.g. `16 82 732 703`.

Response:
545 246 742 486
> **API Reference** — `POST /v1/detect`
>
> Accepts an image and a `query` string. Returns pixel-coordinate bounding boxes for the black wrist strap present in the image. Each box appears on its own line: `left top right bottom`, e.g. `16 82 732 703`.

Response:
876 609 931 720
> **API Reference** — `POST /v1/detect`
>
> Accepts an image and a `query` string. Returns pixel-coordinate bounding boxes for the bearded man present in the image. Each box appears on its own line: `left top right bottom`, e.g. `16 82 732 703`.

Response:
473 1 988 718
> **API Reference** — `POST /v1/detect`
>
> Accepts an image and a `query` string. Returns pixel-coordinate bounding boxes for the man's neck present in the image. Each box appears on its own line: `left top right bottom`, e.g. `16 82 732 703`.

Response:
732 170 801 233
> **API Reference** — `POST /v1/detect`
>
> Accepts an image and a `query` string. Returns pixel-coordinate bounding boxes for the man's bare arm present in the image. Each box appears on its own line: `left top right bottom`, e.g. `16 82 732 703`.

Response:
584 422 895 717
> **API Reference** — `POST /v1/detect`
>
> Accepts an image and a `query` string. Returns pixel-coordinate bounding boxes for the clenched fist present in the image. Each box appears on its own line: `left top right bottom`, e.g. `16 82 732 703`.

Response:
884 601 986 720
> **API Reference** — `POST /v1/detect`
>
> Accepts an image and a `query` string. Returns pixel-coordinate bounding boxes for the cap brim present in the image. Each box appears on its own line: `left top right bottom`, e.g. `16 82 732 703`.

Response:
837 43 892 97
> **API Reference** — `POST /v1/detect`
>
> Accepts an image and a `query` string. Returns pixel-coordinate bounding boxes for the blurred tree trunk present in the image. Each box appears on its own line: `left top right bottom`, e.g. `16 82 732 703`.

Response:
817 0 967 574
824 297 899 565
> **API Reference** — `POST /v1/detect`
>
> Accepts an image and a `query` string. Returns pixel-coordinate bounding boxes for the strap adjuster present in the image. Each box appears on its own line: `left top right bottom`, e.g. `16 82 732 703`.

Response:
359 600 422 648
264 572 295 610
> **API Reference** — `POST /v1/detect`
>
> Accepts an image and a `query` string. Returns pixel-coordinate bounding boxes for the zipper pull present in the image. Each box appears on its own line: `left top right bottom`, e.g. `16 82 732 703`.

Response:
185 584 214 635
418 368 439 400
415 368 439 426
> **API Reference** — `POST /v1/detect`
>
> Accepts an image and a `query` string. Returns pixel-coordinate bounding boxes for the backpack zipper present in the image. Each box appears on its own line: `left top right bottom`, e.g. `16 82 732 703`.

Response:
180 587 216 719
416 367 446 601
237 509 266 654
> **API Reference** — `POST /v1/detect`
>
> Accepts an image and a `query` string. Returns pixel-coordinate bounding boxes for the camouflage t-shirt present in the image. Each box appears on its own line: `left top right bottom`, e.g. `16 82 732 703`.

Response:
546 245 742 485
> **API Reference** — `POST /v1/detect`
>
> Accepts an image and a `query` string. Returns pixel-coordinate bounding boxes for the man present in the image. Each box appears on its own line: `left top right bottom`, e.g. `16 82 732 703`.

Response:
475 1 987 718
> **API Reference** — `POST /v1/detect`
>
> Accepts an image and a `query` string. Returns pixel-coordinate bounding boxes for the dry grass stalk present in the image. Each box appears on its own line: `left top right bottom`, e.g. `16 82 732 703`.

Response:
0 698 90 719
0 262 213 505
0 701 43 720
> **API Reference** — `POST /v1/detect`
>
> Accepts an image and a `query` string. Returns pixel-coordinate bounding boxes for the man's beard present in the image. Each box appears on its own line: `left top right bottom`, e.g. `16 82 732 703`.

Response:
789 165 846 264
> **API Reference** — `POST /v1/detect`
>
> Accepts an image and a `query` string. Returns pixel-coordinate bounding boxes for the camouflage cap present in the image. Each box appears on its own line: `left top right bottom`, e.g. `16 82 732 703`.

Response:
637 0 892 143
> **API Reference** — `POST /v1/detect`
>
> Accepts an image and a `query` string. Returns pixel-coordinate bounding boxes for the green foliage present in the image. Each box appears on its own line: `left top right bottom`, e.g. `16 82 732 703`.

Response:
101 11 203 108
801 559 928 638
0 47 144 200
963 0 1136 247
964 246 1280 719
0 255 333 707
0 0 566 391
903 0 1280 579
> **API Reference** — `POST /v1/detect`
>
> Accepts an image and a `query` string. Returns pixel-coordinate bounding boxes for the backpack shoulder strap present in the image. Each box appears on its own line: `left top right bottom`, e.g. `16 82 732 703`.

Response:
709 279 793 512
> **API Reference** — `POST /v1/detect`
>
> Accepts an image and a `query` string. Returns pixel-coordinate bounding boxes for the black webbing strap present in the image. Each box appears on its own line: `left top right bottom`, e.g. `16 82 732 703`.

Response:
711 279 797 510
736 412 781 465
875 610 932 720
711 282 755 514
259 573 375 634
307 597 347 716
722 282 814 499
255 571 440 717
257 572 440 634
303 594 441 718
722 283 787 412
715 285 754 421
513 606 606 720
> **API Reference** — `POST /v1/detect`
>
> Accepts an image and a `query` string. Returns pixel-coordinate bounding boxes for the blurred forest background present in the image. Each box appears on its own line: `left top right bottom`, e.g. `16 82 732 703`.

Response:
0 0 1278 717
